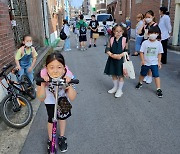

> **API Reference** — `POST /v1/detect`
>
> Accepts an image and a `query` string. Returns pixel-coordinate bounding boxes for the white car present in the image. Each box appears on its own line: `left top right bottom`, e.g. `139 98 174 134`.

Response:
96 14 116 33
84 15 91 25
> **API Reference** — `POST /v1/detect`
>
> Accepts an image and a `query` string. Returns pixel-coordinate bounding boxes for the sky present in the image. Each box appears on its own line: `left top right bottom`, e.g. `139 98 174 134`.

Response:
71 0 84 8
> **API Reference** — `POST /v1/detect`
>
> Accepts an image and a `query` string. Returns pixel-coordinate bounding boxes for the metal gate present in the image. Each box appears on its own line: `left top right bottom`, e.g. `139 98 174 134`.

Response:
8 0 30 46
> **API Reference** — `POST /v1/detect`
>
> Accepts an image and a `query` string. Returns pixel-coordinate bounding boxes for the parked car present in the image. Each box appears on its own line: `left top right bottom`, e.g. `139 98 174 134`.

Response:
96 13 116 33
84 15 91 25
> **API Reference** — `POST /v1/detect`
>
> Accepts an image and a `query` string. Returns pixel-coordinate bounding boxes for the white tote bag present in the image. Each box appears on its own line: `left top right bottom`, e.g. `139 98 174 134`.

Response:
123 52 135 79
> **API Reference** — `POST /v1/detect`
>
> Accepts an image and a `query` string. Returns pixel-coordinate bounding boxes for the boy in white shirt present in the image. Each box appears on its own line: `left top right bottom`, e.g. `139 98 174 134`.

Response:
136 26 164 98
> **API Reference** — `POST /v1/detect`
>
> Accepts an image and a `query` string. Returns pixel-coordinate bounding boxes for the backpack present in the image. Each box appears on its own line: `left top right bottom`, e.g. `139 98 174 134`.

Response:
110 37 126 50
60 26 67 40
79 22 87 36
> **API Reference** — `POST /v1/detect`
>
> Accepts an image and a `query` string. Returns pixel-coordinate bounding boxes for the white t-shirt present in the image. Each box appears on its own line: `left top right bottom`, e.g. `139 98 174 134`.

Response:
44 83 67 104
140 40 164 66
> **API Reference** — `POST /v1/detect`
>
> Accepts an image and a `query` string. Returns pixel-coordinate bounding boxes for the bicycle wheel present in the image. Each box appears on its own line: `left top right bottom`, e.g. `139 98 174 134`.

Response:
0 94 33 129
21 75 36 99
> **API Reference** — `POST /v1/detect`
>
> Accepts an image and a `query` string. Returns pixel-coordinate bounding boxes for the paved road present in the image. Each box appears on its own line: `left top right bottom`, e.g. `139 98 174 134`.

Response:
21 34 180 154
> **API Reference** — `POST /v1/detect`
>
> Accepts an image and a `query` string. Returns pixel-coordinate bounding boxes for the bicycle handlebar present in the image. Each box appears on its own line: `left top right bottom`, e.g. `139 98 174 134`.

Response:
0 63 13 77
35 77 79 86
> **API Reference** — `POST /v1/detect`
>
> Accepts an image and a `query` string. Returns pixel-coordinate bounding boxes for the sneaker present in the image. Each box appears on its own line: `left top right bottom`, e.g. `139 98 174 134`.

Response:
80 48 84 51
58 136 68 153
156 89 163 98
76 46 79 49
47 139 51 154
108 87 117 94
143 76 148 82
88 45 91 48
135 82 142 89
115 89 123 98
146 76 152 84
94 44 96 47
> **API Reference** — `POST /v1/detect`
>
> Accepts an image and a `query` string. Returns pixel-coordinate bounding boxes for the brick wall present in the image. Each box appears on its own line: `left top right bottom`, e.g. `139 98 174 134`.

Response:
108 0 175 31
0 1 15 70
131 0 161 29
169 0 175 28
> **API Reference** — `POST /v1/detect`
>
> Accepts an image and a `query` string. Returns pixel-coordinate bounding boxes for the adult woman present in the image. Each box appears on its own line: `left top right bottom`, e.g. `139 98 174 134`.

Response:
132 14 144 56
159 7 172 64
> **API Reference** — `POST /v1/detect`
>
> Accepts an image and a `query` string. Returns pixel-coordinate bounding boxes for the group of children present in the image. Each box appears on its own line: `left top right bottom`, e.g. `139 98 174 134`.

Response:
14 10 164 152
73 14 99 50
104 13 163 98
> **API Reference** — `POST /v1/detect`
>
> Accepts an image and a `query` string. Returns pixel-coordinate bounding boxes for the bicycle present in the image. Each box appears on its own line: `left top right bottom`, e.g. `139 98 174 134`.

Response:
11 67 36 99
36 77 79 154
0 64 33 129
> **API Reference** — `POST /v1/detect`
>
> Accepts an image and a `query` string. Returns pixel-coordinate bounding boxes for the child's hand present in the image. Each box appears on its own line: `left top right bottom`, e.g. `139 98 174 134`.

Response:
16 65 21 71
64 75 71 83
158 63 162 69
141 61 145 66
28 67 33 73
112 54 122 60
42 75 49 82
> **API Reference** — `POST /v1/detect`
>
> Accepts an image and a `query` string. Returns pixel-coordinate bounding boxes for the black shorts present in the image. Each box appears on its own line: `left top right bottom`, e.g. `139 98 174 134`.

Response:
45 104 71 123
79 35 87 42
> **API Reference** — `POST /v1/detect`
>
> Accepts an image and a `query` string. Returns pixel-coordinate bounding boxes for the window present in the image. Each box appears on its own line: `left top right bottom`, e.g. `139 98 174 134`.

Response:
97 15 113 21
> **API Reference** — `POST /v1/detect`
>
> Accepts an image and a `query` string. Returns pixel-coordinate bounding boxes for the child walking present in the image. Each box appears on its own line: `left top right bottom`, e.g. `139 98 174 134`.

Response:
36 52 77 153
76 14 88 51
103 21 110 46
104 25 127 98
63 19 71 51
135 26 163 98
15 35 38 83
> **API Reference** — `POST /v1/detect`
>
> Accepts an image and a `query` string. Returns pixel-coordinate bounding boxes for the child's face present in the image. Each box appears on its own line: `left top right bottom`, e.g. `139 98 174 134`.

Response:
114 26 123 38
23 36 32 44
148 32 158 41
46 60 65 78
23 36 32 47
91 16 95 20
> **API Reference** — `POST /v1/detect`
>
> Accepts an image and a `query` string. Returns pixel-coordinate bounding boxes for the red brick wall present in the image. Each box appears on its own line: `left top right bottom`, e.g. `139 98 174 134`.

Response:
108 0 175 31
169 0 175 29
0 2 15 70
131 0 161 29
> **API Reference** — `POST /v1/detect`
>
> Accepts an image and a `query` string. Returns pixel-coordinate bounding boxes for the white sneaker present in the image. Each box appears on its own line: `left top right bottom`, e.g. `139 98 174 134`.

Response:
146 76 152 84
143 76 148 82
115 89 123 98
76 46 79 49
108 87 117 94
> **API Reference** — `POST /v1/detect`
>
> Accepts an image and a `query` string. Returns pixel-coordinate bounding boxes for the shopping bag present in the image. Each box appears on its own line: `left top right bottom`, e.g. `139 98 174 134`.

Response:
92 33 99 39
123 52 135 79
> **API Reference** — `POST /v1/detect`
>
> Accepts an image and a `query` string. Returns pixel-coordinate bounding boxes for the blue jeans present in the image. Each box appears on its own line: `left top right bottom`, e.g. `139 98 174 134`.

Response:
64 37 71 51
135 36 143 52
18 66 34 83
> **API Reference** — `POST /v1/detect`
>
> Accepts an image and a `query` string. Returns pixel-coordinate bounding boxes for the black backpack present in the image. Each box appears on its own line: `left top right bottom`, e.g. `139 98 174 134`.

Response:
79 22 87 36
60 27 67 40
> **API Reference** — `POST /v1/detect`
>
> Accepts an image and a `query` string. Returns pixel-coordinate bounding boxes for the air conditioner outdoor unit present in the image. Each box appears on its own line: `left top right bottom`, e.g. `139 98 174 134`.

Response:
119 11 122 15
